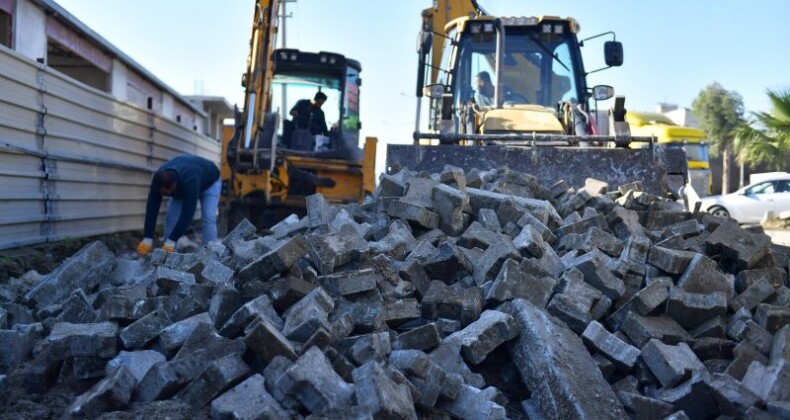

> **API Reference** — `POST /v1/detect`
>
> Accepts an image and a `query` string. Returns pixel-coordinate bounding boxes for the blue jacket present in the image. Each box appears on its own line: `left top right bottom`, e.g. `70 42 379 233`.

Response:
143 155 219 241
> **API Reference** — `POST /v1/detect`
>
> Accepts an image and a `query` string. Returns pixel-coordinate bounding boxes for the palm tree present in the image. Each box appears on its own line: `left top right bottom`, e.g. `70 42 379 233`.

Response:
735 89 790 170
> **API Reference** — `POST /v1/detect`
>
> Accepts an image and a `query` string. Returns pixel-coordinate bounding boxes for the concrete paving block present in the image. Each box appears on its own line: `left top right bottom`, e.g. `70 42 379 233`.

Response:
210 374 288 420
666 288 728 329
347 332 392 365
269 275 315 313
742 359 790 403
736 267 786 293
755 304 790 333
709 372 760 417
546 293 593 334
376 173 407 198
619 235 651 275
690 337 736 361
244 316 297 363
589 295 612 321
387 200 440 229
486 259 556 307
369 219 417 259
306 193 334 228
48 321 118 359
208 284 245 329
767 401 790 418
513 224 545 258
640 339 707 388
606 278 671 331
423 242 473 284
432 183 469 236
421 280 483 327
68 365 136 418
728 318 773 356
136 351 210 402
448 310 519 365
655 373 719 420
238 235 308 281
621 314 690 348
770 324 790 365
392 323 442 352
382 298 421 327
120 307 171 350
477 208 502 232
199 260 233 285
565 250 625 300
282 288 334 342
154 266 196 295
690 316 727 339
745 406 784 419
220 294 282 339
617 391 674 420
106 350 166 383
473 235 520 286
438 384 508 420
176 352 250 408
0 329 36 374
275 346 354 414
647 246 695 275
607 206 646 240
222 218 257 249
730 277 776 312
56 289 96 324
353 361 417 420
506 299 626 419
319 268 380 296
677 253 735 300
706 221 772 269
582 321 640 370
158 312 212 354
25 241 116 307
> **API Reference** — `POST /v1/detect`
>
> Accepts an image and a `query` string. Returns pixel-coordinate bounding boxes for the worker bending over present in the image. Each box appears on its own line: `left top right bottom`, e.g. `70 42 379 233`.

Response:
136 154 220 256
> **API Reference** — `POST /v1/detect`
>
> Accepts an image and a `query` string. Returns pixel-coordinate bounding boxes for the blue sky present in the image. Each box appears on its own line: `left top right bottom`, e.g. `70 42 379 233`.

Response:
55 0 789 161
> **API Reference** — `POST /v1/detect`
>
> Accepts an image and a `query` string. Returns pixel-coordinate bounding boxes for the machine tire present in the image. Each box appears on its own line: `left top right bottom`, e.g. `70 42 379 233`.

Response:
708 205 730 219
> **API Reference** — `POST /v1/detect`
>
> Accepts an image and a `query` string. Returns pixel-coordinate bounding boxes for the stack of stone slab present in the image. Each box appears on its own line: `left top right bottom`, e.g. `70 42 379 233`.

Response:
2 166 790 419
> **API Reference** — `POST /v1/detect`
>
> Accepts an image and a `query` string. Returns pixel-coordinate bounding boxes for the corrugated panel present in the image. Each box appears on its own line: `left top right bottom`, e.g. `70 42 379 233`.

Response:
0 46 220 250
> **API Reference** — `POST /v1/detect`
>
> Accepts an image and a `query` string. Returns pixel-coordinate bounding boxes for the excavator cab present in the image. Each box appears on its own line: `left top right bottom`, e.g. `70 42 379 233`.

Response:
218 0 375 233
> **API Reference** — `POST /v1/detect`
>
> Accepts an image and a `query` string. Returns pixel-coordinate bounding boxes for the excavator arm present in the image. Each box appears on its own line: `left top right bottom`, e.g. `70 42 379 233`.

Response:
421 0 485 85
239 0 281 167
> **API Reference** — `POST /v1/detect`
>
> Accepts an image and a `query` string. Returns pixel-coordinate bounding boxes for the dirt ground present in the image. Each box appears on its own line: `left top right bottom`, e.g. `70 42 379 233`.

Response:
0 231 141 281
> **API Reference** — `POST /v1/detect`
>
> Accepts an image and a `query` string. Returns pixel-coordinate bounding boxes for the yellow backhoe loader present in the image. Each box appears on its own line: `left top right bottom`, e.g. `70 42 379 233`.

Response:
389 0 688 196
219 0 376 232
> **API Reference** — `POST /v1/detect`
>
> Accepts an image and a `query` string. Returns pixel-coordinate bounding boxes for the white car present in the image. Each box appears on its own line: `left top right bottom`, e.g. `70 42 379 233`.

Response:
699 175 790 223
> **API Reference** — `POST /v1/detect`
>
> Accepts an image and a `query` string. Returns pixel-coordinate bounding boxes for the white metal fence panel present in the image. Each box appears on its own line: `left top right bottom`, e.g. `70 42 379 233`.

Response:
0 46 220 250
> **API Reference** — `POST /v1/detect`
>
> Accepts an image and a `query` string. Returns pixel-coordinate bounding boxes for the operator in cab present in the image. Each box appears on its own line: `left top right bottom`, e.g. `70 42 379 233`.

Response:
136 155 220 256
290 91 329 136
474 71 495 107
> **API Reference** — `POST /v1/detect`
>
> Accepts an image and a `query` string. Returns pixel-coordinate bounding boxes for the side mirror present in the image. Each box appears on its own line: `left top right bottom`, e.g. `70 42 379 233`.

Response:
592 85 615 101
604 41 623 67
357 78 362 86
423 84 445 99
241 73 248 88
417 30 432 54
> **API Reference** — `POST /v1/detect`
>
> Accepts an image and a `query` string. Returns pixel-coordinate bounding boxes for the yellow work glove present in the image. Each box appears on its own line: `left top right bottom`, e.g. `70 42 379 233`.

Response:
136 238 153 256
162 239 176 253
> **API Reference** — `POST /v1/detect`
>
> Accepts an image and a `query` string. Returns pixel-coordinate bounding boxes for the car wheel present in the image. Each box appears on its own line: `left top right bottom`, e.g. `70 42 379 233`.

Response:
708 205 730 219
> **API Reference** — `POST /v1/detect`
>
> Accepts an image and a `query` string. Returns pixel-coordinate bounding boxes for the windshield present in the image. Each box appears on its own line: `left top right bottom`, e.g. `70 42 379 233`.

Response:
271 73 341 146
454 24 582 108
665 143 709 163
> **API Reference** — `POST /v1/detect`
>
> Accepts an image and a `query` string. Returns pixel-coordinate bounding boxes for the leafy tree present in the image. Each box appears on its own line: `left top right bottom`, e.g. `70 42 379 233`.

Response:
734 89 790 171
692 83 745 194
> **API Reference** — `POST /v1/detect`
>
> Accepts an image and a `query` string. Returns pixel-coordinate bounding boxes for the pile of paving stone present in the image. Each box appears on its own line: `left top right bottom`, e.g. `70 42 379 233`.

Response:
2 166 790 419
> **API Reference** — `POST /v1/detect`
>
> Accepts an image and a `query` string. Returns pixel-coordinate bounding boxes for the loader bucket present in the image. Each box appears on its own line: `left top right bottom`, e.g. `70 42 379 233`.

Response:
386 145 688 197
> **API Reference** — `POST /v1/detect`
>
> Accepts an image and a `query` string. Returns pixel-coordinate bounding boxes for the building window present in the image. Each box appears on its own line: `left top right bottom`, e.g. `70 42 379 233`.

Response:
0 10 11 48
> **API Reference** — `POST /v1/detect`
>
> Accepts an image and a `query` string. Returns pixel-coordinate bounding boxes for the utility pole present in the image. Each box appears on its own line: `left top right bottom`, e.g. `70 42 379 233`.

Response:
280 0 296 126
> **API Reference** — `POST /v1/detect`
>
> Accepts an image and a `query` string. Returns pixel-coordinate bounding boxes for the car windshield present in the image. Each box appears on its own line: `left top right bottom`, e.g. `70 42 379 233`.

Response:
745 181 777 195
454 24 581 107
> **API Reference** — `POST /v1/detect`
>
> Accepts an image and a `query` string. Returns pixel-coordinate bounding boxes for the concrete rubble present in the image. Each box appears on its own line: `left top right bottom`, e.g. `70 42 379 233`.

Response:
2 165 790 419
